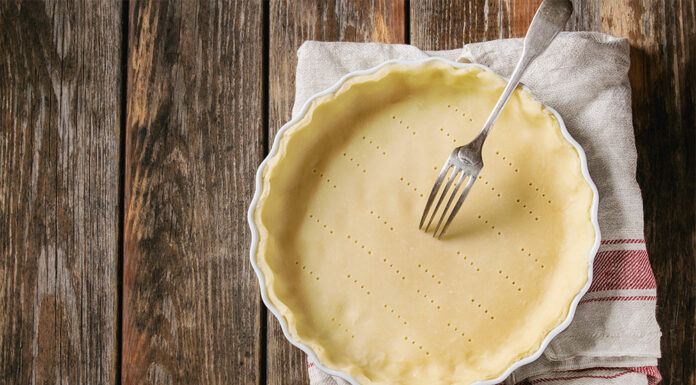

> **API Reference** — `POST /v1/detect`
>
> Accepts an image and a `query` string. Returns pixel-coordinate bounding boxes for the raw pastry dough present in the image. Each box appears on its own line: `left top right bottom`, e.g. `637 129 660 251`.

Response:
254 61 595 385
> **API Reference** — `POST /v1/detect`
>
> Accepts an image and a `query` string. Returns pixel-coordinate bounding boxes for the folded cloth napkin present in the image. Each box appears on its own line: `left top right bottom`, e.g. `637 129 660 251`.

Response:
292 32 661 385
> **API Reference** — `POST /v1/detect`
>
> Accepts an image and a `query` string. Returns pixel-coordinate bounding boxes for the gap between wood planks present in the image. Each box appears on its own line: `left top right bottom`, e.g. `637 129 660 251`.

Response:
260 1 271 385
116 3 130 385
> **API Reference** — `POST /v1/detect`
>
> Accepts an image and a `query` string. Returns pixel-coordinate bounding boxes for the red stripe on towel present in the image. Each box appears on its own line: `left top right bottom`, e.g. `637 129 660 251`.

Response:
630 366 663 385
529 370 633 383
579 295 657 305
528 366 661 384
600 239 646 245
590 249 657 291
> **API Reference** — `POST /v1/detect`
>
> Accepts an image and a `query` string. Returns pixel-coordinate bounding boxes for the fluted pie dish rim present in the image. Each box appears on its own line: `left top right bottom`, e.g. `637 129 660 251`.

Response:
248 57 601 385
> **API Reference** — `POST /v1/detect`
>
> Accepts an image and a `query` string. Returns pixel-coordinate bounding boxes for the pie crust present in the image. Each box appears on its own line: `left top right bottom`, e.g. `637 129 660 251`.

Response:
253 61 597 385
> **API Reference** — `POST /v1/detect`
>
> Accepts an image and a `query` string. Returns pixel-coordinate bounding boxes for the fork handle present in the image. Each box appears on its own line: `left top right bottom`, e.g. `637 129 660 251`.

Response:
470 0 572 147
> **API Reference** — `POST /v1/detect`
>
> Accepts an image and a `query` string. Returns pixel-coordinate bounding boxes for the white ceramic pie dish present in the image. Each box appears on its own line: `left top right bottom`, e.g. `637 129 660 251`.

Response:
248 57 601 385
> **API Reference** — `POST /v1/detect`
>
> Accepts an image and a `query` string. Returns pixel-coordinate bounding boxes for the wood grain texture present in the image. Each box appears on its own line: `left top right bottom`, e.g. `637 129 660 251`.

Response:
412 0 696 383
410 0 542 50
269 0 406 141
0 1 121 385
123 1 264 384
0 1 692 384
568 1 696 383
267 1 405 383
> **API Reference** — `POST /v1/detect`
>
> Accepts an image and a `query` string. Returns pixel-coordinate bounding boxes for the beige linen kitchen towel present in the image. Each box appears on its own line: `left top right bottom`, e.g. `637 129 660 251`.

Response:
292 32 661 385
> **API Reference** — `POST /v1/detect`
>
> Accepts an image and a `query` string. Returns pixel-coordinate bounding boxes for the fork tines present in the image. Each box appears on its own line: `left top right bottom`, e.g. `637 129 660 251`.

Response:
419 162 477 239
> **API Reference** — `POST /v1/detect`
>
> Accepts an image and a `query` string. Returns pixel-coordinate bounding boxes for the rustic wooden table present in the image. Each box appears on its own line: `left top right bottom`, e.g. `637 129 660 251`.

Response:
1 1 694 384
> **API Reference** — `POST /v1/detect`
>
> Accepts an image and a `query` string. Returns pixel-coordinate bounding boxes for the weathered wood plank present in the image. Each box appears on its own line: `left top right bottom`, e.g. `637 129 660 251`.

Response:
123 1 264 384
568 1 696 383
0 1 122 384
269 0 407 141
411 0 696 383
267 1 406 383
409 0 542 50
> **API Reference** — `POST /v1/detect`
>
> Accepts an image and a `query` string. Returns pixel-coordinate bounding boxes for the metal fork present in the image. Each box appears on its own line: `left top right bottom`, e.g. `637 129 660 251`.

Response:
420 0 573 239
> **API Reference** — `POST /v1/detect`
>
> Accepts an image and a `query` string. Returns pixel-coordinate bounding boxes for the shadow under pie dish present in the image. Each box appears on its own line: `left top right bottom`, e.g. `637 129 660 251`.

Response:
249 59 600 385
